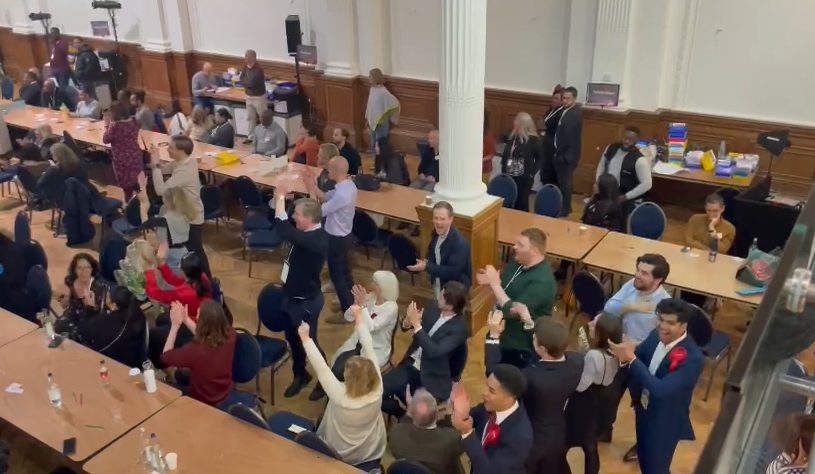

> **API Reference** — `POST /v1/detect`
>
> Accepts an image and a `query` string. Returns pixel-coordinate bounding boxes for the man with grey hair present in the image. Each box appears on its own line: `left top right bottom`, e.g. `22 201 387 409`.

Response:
272 181 328 398
388 387 464 474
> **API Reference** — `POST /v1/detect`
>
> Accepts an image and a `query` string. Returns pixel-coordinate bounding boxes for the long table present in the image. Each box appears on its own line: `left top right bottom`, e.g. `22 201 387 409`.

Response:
0 330 180 462
655 166 754 189
84 396 364 473
0 308 39 347
582 231 762 306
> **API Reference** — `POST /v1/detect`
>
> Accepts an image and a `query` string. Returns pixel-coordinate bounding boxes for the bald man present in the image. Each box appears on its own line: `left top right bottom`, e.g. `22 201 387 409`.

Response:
241 49 268 143
303 156 358 324
191 61 218 110
411 129 440 191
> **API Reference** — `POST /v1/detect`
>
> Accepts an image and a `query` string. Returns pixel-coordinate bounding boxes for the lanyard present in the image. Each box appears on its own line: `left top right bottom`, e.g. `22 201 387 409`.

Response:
503 265 525 291
558 105 575 127
544 106 563 124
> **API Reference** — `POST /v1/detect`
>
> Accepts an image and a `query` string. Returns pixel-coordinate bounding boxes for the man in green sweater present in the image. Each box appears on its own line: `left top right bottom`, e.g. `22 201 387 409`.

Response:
476 227 556 368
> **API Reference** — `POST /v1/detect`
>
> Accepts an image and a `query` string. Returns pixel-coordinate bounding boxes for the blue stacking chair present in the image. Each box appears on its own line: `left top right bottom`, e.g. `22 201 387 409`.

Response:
352 210 391 264
628 201 667 240
387 234 418 285
267 411 316 441
388 460 433 474
26 265 56 317
255 283 291 405
687 304 731 401
227 403 271 430
566 271 607 331
1 77 13 99
219 328 265 415
111 198 145 238
14 210 31 246
295 431 341 459
98 236 128 284
246 228 283 278
0 170 19 199
201 185 225 231
487 174 518 209
533 184 563 217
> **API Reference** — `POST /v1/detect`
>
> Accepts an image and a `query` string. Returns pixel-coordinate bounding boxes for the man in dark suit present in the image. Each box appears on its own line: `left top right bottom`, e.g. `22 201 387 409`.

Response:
553 86 583 216
484 308 583 473
382 281 469 415
40 80 76 112
272 183 329 398
18 71 42 106
408 201 472 294
389 387 465 474
609 298 704 474
450 364 533 474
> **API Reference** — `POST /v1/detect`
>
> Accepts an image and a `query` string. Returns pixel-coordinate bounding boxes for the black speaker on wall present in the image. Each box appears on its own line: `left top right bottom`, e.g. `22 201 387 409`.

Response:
285 15 302 57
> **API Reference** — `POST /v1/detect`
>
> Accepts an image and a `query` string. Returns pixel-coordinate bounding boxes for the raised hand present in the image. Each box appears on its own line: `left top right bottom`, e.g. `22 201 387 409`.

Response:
487 310 505 338
297 322 311 341
351 284 368 306
406 301 424 329
169 301 187 328
406 259 427 273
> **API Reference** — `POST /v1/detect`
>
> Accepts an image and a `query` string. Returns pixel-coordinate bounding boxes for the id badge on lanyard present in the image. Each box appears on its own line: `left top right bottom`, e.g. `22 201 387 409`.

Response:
281 246 293 283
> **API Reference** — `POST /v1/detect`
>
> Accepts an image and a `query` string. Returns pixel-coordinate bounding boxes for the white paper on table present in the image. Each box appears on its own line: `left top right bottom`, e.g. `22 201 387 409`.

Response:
5 383 23 394
288 424 307 434
653 162 687 176
215 87 230 93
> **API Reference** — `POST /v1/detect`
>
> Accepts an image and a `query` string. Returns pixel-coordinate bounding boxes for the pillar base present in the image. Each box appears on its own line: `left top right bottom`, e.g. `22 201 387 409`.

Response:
416 197 501 334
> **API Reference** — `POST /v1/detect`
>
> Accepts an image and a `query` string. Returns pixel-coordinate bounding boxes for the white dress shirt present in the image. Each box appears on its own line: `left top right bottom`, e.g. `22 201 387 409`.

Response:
480 401 519 444
648 332 687 375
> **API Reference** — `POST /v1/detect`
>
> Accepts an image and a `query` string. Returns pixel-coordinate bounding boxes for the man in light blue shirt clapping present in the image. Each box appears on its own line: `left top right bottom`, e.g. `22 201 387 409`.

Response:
599 253 671 448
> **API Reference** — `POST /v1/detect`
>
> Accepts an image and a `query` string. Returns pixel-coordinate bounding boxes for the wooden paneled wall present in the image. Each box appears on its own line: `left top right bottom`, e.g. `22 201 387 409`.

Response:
3 27 814 196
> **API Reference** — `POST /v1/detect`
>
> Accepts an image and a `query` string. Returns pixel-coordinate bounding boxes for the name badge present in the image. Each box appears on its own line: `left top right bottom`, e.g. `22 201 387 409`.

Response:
281 260 289 283
640 388 650 411
264 137 272 143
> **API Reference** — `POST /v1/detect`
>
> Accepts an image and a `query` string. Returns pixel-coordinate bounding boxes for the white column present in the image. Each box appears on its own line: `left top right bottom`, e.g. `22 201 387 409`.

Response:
309 0 358 77
590 0 633 106
139 0 171 53
354 0 391 74
160 0 194 52
433 0 496 215
564 0 599 93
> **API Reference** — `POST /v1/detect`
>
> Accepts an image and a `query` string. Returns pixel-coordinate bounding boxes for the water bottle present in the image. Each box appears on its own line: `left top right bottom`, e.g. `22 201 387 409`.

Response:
147 433 167 473
99 360 110 387
708 235 718 262
717 140 727 160
43 312 56 340
47 373 62 408
749 237 759 254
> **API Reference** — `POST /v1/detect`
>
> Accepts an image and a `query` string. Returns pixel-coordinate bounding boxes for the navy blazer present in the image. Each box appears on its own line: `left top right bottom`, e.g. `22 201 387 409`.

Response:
426 226 471 289
629 330 704 445
399 304 468 401
462 403 533 474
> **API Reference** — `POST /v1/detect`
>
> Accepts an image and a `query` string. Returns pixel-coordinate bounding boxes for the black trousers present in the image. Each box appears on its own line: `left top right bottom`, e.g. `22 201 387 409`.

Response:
598 366 629 439
381 363 422 418
554 161 575 216
187 224 212 279
526 446 568 474
511 175 533 211
281 294 325 378
327 233 354 312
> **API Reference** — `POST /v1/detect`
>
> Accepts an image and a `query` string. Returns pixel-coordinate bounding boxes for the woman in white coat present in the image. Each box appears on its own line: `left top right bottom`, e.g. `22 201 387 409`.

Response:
309 270 399 401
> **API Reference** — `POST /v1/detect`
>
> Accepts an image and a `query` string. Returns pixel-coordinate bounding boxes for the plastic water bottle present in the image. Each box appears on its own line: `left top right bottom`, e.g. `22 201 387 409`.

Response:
43 312 56 340
709 236 719 262
717 140 727 160
99 360 110 387
749 237 759 254
147 433 167 473
47 373 62 408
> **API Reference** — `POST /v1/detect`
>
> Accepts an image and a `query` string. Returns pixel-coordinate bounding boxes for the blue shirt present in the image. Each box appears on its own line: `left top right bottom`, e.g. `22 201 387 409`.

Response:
321 178 357 237
603 280 670 344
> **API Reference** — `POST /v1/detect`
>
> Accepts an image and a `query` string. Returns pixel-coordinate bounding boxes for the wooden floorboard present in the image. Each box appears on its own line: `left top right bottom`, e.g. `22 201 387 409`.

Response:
0 154 748 473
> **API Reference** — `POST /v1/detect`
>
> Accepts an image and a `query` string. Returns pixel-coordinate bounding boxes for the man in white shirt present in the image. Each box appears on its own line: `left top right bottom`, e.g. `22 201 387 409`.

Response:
71 88 101 120
609 298 704 473
595 126 652 217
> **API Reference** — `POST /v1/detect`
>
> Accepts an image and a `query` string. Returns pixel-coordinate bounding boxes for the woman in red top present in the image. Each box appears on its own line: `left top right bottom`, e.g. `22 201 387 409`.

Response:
291 123 321 167
161 300 236 406
482 110 496 184
102 101 143 201
144 249 211 321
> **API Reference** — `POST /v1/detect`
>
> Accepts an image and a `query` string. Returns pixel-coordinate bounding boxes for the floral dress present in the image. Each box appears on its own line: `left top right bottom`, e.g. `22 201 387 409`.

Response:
102 118 143 197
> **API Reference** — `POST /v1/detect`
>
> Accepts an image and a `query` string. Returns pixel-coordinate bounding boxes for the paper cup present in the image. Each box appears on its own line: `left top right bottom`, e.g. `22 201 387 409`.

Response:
578 225 588 236
165 452 178 470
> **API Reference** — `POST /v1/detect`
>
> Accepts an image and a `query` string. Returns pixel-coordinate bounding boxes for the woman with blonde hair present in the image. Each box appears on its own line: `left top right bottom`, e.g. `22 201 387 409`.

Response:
184 105 214 142
365 67 400 148
292 305 386 468
500 111 542 211
309 270 400 401
135 173 196 271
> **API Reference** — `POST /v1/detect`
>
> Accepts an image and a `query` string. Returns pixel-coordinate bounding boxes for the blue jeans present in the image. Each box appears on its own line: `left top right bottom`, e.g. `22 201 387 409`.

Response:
193 96 215 112
164 247 188 273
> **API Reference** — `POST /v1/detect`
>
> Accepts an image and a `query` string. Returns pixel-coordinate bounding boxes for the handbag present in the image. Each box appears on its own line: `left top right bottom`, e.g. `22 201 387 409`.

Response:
354 174 381 191
736 247 781 288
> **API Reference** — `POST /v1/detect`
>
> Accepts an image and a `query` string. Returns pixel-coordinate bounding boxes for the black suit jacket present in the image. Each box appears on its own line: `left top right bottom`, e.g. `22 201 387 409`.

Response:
500 135 542 178
485 341 583 452
389 421 465 474
207 122 235 148
41 87 76 112
554 105 582 166
399 305 468 401
462 404 533 474
426 226 471 289
19 81 42 106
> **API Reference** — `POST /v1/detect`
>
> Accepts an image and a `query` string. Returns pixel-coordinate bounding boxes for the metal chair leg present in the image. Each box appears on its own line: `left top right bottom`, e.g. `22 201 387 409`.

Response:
248 250 253 277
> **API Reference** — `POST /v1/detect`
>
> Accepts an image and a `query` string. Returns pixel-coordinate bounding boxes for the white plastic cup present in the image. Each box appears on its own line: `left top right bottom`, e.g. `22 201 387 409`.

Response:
165 452 178 470
143 369 157 393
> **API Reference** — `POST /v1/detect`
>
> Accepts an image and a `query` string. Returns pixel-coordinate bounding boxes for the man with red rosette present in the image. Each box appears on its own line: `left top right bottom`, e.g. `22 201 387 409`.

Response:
609 298 704 474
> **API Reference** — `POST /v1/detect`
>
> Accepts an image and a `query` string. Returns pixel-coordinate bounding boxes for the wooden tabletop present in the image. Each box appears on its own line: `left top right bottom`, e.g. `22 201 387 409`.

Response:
0 308 38 347
84 397 364 474
0 331 180 462
655 167 754 189
498 209 609 261
355 183 427 223
204 87 254 103
582 232 762 306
